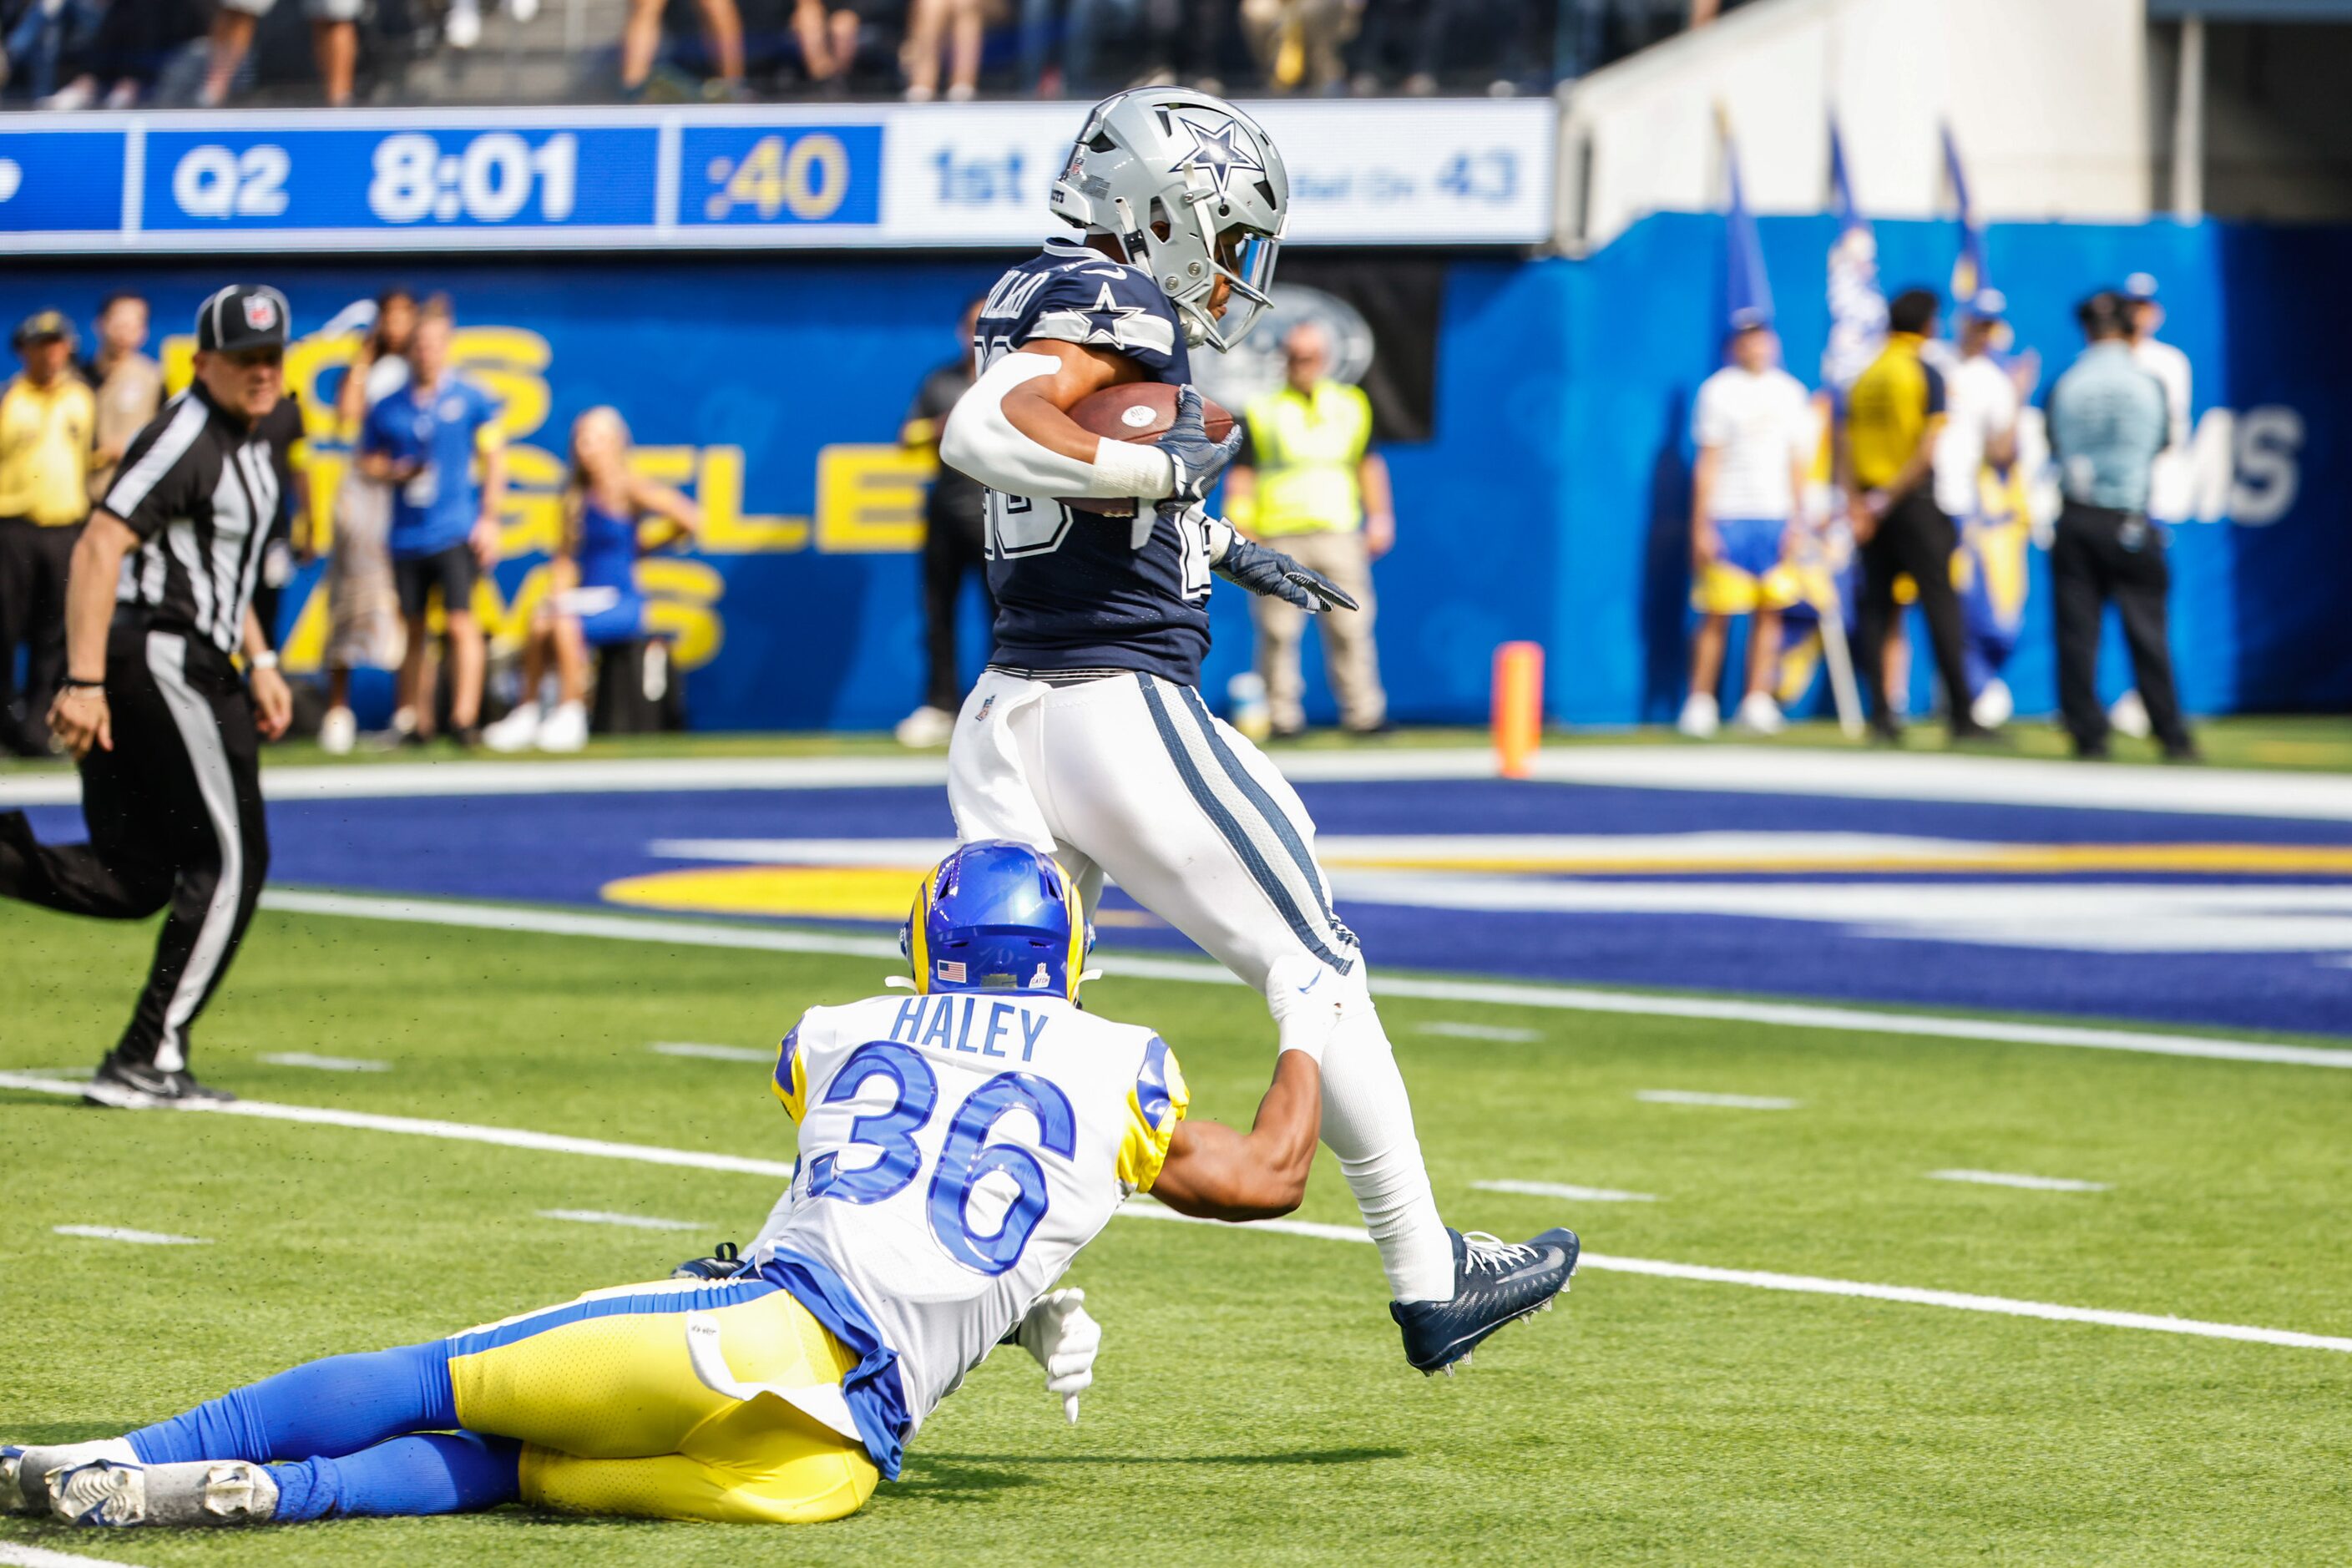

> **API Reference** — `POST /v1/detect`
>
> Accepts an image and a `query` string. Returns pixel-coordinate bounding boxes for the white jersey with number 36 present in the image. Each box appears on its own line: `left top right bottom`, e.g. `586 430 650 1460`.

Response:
750 991 1187 1434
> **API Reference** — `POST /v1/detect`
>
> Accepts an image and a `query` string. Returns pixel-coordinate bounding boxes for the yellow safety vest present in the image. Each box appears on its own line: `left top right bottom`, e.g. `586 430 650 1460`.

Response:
1242 381 1372 538
0 375 95 527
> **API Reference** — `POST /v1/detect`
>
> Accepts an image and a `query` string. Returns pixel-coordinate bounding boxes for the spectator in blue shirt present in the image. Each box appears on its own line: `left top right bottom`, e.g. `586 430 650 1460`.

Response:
2044 290 2193 761
357 301 505 747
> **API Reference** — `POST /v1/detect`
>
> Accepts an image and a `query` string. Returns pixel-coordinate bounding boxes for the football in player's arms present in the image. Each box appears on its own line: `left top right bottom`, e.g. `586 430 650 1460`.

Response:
4 842 1336 1530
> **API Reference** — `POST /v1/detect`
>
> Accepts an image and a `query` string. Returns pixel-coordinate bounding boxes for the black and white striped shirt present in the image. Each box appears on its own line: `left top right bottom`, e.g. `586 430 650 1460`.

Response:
100 385 289 655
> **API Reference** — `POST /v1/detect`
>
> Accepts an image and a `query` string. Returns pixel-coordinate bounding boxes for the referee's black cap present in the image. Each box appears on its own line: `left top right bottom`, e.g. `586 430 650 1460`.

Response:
195 285 291 354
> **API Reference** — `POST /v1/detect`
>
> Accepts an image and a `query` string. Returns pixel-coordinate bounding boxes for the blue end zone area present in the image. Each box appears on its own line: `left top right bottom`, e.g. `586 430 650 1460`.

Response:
25 773 2352 1039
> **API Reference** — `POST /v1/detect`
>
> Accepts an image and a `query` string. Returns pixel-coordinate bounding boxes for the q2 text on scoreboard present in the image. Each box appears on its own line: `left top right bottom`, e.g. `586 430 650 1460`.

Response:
0 100 1552 253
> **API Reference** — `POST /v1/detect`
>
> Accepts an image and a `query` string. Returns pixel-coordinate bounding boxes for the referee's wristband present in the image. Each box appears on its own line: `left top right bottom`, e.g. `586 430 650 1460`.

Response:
58 676 105 690
249 650 281 670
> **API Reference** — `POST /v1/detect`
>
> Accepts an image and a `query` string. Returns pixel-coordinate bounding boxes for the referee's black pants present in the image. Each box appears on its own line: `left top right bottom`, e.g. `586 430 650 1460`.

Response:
0 515 83 756
0 617 270 1074
921 508 994 714
1854 488 1975 731
2051 501 2192 756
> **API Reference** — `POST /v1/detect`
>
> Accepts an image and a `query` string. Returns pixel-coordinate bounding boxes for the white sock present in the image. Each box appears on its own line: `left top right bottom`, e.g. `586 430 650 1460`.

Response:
1318 996 1455 1302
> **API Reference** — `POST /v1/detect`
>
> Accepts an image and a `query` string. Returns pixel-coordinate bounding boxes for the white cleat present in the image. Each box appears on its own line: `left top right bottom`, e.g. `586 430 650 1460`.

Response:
443 2 481 46
318 705 357 756
1676 691 1719 739
481 701 542 753
130 1460 279 1525
50 1458 145 1525
1732 691 1785 735
534 700 589 753
10 1439 135 1513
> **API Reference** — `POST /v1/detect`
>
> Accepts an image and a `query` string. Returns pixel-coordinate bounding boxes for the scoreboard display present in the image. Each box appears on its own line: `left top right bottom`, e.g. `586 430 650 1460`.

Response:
0 102 1555 252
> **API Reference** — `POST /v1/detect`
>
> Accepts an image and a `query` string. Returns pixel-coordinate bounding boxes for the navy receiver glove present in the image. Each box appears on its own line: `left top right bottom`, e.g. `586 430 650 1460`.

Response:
671 1240 748 1280
1151 386 1246 510
1213 534 1361 615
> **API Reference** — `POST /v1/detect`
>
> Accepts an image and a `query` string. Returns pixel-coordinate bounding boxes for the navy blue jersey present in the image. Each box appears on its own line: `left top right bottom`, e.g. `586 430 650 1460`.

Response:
974 236 1211 687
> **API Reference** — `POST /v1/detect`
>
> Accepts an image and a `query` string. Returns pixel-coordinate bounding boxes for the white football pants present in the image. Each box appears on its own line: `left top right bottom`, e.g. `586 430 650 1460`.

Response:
947 667 1455 1303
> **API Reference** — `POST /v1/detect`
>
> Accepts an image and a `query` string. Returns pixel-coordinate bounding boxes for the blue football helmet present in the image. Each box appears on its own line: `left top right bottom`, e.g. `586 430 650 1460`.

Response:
903 841 1091 1000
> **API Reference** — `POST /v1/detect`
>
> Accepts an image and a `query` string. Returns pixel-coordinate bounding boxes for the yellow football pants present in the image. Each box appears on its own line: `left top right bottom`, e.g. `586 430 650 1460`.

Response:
445 1276 879 1524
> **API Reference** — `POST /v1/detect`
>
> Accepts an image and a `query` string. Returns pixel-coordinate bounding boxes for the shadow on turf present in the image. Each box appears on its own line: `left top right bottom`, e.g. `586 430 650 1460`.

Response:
898 1448 1405 1497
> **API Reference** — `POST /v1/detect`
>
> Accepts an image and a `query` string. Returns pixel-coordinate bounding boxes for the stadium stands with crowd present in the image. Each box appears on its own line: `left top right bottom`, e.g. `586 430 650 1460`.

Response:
0 0 1757 108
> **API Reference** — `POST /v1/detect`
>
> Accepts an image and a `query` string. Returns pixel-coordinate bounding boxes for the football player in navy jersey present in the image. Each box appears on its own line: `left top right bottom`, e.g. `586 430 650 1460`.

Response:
938 88 1577 1378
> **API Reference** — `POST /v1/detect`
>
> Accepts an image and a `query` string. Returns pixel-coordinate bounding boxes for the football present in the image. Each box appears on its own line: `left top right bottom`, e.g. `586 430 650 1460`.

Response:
1060 382 1237 517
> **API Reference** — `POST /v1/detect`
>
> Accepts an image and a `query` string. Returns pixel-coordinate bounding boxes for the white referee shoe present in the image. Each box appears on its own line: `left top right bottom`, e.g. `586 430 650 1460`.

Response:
1676 692 1719 739
482 701 542 753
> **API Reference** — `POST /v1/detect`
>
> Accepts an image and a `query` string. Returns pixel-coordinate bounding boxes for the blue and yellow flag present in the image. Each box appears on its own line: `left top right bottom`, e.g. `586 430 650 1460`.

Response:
1943 124 1986 306
1822 119 1885 392
1720 109 1773 341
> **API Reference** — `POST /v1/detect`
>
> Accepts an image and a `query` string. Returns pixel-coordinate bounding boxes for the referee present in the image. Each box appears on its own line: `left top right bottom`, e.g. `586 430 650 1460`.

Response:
0 286 295 1109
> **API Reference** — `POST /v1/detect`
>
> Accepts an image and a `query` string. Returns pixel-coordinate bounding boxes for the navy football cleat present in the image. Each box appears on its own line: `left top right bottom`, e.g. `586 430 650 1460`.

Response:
1391 1227 1579 1375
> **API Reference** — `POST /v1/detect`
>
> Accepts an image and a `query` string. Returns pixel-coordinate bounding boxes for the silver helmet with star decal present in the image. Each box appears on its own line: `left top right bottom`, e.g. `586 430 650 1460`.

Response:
1049 87 1289 352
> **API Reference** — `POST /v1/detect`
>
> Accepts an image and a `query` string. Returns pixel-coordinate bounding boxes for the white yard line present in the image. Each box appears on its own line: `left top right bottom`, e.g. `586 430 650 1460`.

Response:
650 1042 774 1063
255 889 2352 1071
1419 1021 1542 1043
1115 1204 2352 1354
3 1070 2344 1357
1474 1178 1657 1203
1636 1090 1801 1110
3 745 2342 818
538 1209 705 1232
260 1052 391 1073
0 1543 146 1568
0 1070 797 1181
1929 1170 2113 1193
53 1225 206 1246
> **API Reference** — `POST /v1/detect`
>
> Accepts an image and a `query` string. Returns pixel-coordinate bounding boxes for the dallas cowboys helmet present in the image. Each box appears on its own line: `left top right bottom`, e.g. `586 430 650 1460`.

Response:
1049 87 1289 353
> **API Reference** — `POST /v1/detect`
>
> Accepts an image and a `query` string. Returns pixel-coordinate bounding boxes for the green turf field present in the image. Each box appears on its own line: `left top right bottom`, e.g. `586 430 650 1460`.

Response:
6 902 2351 1565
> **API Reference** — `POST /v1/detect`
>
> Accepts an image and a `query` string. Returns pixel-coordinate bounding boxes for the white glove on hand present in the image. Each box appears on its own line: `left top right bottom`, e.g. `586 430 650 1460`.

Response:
1016 1287 1101 1424
1265 954 1346 1065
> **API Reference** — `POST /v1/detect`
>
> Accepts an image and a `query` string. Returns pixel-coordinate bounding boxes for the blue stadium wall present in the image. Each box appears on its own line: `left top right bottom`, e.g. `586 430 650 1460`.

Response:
4 215 2341 729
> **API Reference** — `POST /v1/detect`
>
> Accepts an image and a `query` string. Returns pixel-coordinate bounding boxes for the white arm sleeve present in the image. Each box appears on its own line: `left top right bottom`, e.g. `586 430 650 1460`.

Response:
938 351 1176 503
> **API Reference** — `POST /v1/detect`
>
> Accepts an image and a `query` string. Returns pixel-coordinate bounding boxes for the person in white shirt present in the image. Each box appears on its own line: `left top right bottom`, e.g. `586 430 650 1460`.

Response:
2115 271 2194 741
1681 311 1814 737
317 288 417 756
2124 272 2193 462
1934 291 2031 730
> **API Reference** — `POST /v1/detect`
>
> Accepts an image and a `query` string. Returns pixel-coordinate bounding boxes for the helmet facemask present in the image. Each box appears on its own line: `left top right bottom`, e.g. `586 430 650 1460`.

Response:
1050 89 1290 353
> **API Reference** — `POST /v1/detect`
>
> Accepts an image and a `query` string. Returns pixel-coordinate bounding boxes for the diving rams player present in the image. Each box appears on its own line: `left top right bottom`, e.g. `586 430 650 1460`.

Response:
936 88 1577 1373
6 842 1442 1530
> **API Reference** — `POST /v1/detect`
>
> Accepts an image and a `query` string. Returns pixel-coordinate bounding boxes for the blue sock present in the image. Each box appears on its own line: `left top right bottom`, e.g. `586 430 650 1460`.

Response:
270 1433 521 1520
129 1342 456 1465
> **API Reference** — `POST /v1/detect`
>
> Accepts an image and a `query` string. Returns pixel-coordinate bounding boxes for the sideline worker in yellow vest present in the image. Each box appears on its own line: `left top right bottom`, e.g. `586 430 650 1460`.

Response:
1225 322 1393 737
0 311 96 756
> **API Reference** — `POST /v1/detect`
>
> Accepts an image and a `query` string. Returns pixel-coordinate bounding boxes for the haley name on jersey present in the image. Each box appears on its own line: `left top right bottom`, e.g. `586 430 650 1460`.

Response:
975 235 1216 688
751 990 1187 1452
